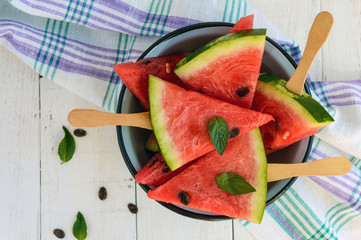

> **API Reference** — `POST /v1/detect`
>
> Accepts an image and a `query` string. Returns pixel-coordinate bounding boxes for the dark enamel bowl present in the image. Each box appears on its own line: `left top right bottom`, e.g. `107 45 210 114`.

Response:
117 22 313 221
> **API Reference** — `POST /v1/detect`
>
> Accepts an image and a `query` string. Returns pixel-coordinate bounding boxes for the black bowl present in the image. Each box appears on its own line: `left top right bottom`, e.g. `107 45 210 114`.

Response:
117 22 313 220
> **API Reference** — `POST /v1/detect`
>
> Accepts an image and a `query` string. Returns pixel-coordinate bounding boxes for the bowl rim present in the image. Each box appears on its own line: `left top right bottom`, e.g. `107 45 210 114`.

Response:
116 22 314 221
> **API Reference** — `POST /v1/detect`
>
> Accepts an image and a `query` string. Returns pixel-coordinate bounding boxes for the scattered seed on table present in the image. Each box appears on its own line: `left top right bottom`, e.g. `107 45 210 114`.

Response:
74 129 87 137
98 187 107 200
128 203 138 214
53 229 65 239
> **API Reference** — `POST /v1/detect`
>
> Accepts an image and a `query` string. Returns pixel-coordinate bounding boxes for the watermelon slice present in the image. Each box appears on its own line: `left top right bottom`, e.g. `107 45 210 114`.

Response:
229 15 254 33
252 73 335 154
174 29 266 109
148 128 267 223
149 75 273 170
145 133 159 152
113 54 186 110
135 153 195 186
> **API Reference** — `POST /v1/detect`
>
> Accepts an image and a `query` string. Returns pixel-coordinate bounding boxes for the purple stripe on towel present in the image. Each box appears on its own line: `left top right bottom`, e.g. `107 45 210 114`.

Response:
1 33 112 81
267 205 303 239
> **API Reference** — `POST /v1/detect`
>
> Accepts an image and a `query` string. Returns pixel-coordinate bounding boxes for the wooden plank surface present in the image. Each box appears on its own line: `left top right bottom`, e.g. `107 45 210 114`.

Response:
136 185 233 240
251 0 322 81
0 0 361 239
39 78 137 239
321 0 361 82
0 47 40 239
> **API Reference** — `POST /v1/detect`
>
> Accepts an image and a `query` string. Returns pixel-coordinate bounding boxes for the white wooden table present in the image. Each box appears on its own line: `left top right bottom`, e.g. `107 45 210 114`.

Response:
1 1 360 239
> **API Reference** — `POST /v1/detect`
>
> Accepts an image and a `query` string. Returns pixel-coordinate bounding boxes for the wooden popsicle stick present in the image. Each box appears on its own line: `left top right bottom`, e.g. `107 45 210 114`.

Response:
68 109 153 130
268 157 351 182
285 11 334 95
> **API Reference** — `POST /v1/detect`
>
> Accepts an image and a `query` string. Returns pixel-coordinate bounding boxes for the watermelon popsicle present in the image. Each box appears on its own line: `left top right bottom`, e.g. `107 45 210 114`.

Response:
174 28 266 109
147 128 267 223
148 75 273 171
252 73 334 154
113 54 186 110
113 15 256 111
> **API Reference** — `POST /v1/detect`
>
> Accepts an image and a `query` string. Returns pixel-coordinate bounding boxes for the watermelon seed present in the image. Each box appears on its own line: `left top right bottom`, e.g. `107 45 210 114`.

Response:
149 158 159 167
53 229 65 239
282 131 290 140
236 87 250 97
74 128 87 137
229 128 240 139
178 191 190 205
274 119 280 131
162 167 170 173
98 187 107 200
141 60 150 65
165 63 171 74
128 203 138 214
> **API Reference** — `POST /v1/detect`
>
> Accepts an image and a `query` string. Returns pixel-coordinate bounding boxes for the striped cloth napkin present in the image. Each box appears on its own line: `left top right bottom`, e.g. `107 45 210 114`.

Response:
1 0 361 239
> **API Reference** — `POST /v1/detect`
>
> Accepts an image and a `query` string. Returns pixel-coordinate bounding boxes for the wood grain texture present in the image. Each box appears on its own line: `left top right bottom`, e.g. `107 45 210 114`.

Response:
286 11 334 95
39 79 136 240
321 0 361 81
0 47 40 239
136 186 233 240
250 0 322 81
0 1 361 239
68 109 152 129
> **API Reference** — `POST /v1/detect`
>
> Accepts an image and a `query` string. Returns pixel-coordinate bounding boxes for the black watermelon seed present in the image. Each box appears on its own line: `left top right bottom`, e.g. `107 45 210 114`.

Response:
274 119 280 131
128 203 138 214
53 229 65 239
236 87 250 97
268 147 273 150
162 167 170 173
98 187 107 200
149 158 159 167
229 128 240 139
141 60 151 65
74 129 87 137
178 191 190 205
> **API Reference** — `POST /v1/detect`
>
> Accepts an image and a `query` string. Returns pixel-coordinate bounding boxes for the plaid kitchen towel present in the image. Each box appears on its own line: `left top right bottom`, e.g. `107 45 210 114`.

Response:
1 0 361 239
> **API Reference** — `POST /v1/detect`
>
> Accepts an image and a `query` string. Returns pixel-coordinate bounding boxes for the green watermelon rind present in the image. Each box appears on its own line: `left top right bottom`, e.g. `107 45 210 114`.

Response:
249 128 267 223
175 29 267 78
257 73 335 126
148 75 179 170
145 133 160 152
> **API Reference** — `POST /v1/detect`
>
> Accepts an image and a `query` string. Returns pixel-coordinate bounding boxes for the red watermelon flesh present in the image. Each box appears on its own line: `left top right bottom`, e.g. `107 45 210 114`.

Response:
252 73 334 154
229 15 254 33
149 75 273 171
135 153 196 186
175 29 266 109
113 54 186 110
147 128 267 223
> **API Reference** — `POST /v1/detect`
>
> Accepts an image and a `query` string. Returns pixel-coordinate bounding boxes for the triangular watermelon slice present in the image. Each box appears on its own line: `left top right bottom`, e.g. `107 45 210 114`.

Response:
135 153 196 186
229 15 254 33
113 54 186 110
149 75 273 170
174 29 266 109
148 128 267 223
252 73 334 154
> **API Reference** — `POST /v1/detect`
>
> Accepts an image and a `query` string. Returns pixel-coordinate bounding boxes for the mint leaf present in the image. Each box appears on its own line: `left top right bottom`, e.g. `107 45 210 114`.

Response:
208 117 229 155
73 212 87 240
216 172 256 195
58 126 75 164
